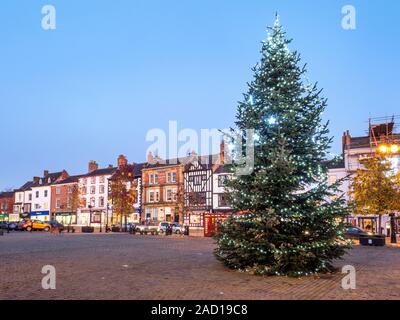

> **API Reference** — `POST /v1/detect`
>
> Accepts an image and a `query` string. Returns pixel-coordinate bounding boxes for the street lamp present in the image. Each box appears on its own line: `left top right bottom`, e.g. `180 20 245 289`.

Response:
378 143 399 155
106 204 110 233
88 205 93 227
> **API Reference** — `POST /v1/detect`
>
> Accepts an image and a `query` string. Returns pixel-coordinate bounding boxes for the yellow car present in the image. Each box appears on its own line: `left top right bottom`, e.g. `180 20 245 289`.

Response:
23 220 51 232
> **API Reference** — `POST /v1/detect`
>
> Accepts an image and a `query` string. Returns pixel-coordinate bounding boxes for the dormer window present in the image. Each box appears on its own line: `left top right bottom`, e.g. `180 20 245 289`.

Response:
39 179 43 185
48 177 51 184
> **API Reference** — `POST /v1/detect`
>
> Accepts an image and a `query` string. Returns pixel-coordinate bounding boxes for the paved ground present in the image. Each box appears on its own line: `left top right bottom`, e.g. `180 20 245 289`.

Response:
1 232 400 300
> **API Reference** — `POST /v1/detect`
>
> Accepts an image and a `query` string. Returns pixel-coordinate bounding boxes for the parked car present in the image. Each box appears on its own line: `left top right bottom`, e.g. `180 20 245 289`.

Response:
0 222 8 230
0 222 18 231
344 226 373 240
48 221 65 232
17 220 28 231
170 223 185 234
7 222 18 231
136 224 158 234
158 222 170 234
22 220 51 232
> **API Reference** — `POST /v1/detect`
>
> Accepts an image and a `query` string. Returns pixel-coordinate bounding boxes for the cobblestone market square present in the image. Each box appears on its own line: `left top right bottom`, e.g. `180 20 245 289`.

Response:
1 233 400 300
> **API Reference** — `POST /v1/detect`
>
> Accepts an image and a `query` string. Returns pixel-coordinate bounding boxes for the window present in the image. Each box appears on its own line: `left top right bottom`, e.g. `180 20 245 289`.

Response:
189 192 206 205
82 187 87 195
68 186 73 194
35 204 40 209
83 178 87 185
56 187 61 195
218 175 229 187
100 176 105 183
99 197 105 207
90 197 95 207
218 194 228 207
149 191 155 203
67 197 71 209
91 177 96 184
44 190 48 197
99 185 105 194
167 172 177 183
145 208 151 220
166 189 173 201
28 194 32 201
151 208 157 222
194 176 202 186
90 186 96 194
149 174 159 185
36 191 39 198
56 199 61 209
155 191 160 202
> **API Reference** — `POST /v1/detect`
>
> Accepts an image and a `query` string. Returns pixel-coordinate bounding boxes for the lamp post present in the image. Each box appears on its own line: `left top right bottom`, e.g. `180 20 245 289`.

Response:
99 210 103 233
377 143 399 244
106 204 110 233
88 205 93 227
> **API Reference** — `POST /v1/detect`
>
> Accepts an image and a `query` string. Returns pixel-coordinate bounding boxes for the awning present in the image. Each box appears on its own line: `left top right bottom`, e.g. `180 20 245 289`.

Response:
54 212 76 216
0 214 8 220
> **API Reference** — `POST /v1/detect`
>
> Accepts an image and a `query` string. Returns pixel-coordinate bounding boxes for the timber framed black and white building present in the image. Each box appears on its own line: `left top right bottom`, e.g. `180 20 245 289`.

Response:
182 149 233 231
183 155 214 228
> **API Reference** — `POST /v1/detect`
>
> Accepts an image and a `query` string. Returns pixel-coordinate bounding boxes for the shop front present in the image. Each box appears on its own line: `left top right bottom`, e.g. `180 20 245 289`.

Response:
184 211 204 228
8 214 20 222
78 209 104 226
204 212 232 237
54 212 77 225
30 211 50 222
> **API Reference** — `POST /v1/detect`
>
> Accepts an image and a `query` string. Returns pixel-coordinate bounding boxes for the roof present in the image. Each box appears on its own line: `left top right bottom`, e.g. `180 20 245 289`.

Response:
30 171 66 188
348 133 400 150
144 154 221 170
53 175 84 185
0 191 14 199
214 165 231 174
15 181 35 192
109 163 146 181
82 167 117 178
133 163 146 177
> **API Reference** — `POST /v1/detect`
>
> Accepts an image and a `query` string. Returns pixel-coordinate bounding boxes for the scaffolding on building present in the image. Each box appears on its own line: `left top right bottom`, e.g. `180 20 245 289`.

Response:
368 115 400 151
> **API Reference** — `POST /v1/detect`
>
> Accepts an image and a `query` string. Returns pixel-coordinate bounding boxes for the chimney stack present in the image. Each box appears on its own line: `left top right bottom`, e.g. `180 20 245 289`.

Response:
43 170 49 177
342 130 351 152
219 141 225 165
147 151 154 164
88 161 99 173
118 155 128 168
33 177 40 184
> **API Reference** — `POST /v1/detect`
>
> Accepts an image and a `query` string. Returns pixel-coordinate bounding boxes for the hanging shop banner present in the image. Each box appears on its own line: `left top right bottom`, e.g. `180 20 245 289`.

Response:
30 211 50 216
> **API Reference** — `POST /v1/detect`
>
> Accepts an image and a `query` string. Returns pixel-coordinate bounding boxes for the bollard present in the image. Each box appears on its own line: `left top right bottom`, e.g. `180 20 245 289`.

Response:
184 226 190 236
0 229 4 236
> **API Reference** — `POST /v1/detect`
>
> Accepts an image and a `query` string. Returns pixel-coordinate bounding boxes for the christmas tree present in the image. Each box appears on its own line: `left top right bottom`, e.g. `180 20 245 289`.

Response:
215 16 350 276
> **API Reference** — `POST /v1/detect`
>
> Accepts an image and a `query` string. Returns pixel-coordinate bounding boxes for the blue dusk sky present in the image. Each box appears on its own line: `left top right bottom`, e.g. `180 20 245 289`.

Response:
0 0 399 190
